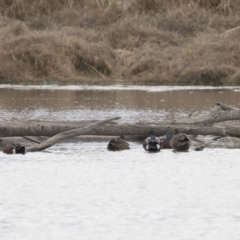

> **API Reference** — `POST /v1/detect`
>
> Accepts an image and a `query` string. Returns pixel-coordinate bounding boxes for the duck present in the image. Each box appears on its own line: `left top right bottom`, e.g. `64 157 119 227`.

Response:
143 130 161 152
107 136 130 151
2 143 26 154
160 130 175 149
170 129 191 152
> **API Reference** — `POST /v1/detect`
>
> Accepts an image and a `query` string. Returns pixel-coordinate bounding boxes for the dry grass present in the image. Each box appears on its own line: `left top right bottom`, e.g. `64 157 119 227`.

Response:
1 0 240 84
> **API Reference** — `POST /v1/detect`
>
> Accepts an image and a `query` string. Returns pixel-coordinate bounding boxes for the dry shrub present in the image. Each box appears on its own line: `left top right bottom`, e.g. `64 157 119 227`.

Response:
1 0 240 84
127 0 196 13
105 14 180 50
0 0 85 20
180 32 240 69
230 71 240 85
1 0 240 21
168 30 240 84
0 0 116 21
179 66 236 85
0 33 70 80
106 2 215 51
128 0 163 13
70 40 116 76
126 0 240 14
106 16 150 49
11 1 124 31
198 0 240 13
60 27 101 43
130 58 155 76
129 57 170 83
198 0 223 8
0 21 29 41
0 15 17 28
116 43 171 82
0 30 116 81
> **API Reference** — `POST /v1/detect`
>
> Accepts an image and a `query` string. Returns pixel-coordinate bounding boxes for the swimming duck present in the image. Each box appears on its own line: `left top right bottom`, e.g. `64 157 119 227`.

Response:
2 143 26 154
143 130 161 152
160 130 174 149
170 129 191 152
107 136 130 151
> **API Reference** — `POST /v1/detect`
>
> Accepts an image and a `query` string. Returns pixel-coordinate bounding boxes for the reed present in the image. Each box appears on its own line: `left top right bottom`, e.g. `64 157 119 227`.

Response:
0 0 240 84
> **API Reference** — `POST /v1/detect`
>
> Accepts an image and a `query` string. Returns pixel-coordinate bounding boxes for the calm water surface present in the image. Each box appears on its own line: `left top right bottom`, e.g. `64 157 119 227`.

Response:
0 85 240 240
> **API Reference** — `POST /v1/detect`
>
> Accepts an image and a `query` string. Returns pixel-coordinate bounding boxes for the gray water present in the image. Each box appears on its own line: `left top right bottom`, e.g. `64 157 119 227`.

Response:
1 85 240 240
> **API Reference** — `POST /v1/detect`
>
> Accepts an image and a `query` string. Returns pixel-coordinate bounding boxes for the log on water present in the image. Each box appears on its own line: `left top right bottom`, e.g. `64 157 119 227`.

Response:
0 120 97 137
2 121 240 138
0 103 240 140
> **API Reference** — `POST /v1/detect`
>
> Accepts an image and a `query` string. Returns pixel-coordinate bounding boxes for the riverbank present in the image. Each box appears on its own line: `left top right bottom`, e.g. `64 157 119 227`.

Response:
1 0 240 85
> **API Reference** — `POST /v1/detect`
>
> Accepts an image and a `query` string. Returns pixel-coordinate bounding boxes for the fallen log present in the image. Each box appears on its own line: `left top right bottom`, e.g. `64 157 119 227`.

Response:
2 121 239 138
0 103 240 141
0 120 94 137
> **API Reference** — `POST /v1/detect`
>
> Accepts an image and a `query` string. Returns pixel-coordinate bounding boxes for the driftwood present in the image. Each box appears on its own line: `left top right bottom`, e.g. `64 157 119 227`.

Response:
1 121 240 138
1 117 120 153
1 102 240 138
194 136 224 151
26 117 120 152
1 102 240 152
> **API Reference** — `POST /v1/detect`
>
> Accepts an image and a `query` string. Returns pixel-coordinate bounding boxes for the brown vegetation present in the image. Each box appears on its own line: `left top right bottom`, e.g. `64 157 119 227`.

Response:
0 0 240 85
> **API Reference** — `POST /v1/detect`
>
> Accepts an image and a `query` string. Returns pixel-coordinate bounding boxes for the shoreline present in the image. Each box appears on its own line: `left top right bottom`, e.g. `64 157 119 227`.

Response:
1 83 240 91
0 79 240 87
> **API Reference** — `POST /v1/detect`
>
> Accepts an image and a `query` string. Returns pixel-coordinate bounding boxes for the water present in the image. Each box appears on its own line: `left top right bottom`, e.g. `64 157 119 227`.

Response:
0 85 240 240
1 85 240 122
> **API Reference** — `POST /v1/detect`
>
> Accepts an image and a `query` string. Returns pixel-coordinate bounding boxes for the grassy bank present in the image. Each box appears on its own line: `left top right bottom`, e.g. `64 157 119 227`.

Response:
1 0 240 85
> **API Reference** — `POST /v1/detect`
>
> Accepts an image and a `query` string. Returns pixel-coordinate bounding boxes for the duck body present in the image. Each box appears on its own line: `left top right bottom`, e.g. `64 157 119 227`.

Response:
143 130 161 152
160 140 172 149
3 143 26 154
107 137 130 151
160 130 174 149
170 129 191 152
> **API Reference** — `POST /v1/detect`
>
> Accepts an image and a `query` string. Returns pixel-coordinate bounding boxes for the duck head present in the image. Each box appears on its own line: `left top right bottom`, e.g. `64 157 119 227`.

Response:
166 130 175 140
3 144 26 155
